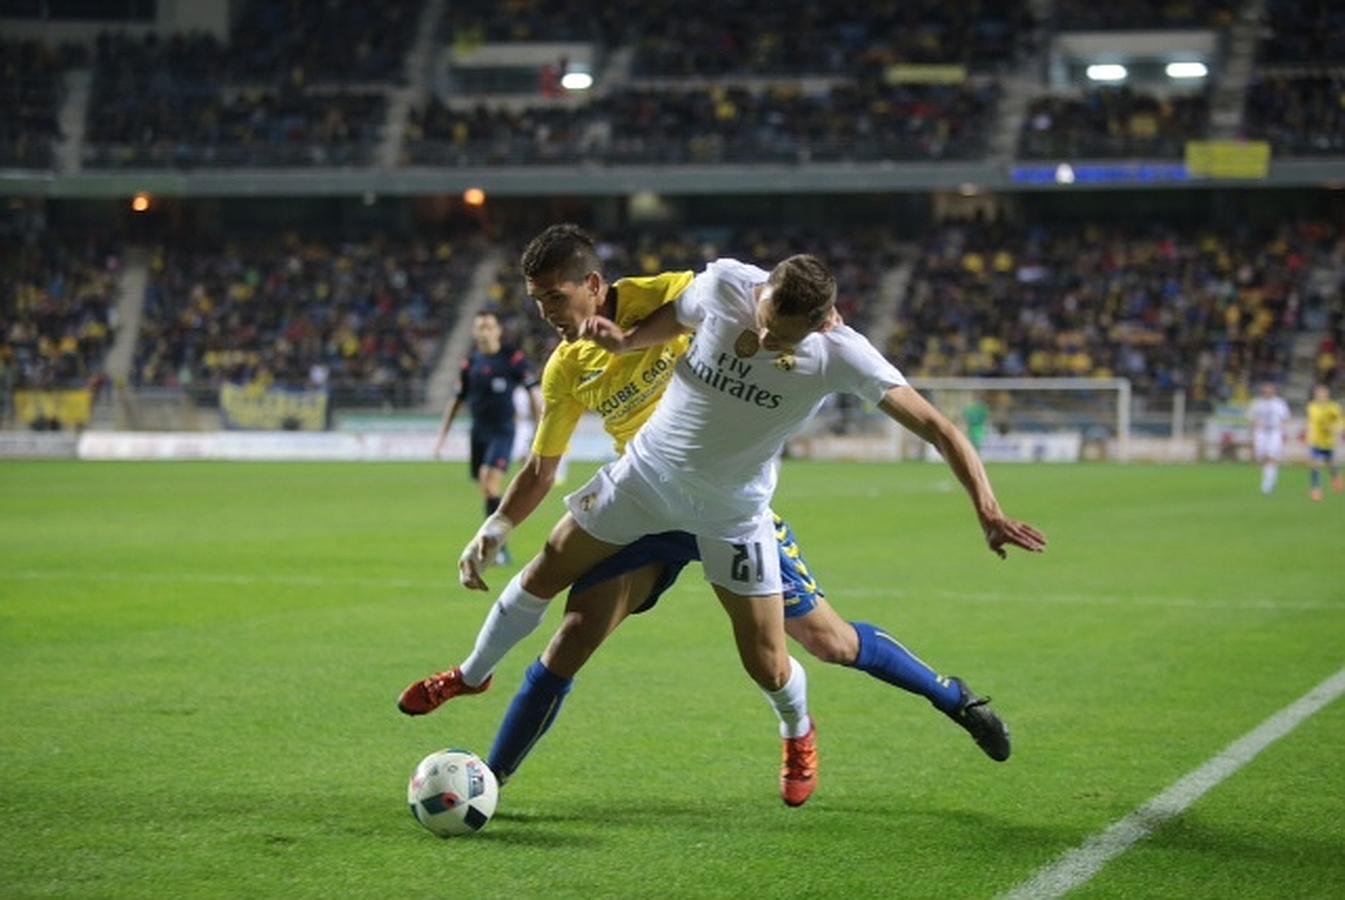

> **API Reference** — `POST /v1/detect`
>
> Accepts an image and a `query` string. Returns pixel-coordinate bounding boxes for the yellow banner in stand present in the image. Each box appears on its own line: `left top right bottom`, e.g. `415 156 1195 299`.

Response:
884 64 967 85
1185 141 1271 179
219 383 328 431
14 389 92 428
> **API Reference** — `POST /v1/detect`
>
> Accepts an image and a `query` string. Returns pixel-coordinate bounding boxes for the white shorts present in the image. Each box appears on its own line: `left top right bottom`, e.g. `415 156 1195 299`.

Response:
1253 431 1283 461
564 461 782 597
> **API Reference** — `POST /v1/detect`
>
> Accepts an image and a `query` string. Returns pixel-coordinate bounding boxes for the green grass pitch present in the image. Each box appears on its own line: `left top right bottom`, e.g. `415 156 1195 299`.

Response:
2 460 1342 898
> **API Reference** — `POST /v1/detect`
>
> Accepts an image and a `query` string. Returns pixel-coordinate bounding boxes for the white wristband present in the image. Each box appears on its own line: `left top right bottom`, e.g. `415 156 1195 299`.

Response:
480 511 515 542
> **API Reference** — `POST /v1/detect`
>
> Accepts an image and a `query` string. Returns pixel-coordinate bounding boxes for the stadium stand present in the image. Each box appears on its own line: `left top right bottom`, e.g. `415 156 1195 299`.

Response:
1 235 118 391
438 0 1032 73
0 39 75 169
1051 0 1240 31
228 0 423 84
84 32 387 169
1241 1 1345 158
406 81 1001 166
1257 0 1345 65
133 236 480 407
891 220 1341 406
1243 74 1345 157
1019 88 1211 160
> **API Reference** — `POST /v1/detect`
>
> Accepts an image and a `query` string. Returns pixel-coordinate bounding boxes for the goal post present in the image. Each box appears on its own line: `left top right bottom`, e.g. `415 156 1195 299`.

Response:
897 377 1133 463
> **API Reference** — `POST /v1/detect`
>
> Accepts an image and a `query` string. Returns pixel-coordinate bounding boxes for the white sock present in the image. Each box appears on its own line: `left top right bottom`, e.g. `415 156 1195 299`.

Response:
459 574 552 686
763 657 812 739
1262 463 1278 494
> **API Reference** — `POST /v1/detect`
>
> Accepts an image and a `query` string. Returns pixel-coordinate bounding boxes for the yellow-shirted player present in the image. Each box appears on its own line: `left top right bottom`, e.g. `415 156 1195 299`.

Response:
400 225 1014 803
532 271 693 458
1306 384 1344 501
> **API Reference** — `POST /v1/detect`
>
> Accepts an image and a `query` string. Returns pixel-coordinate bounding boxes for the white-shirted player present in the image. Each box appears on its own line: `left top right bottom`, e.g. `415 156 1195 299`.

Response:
1248 382 1292 495
402 254 1046 806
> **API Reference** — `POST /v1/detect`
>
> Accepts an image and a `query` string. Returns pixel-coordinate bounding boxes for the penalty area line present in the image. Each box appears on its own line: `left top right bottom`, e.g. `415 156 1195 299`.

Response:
998 665 1345 900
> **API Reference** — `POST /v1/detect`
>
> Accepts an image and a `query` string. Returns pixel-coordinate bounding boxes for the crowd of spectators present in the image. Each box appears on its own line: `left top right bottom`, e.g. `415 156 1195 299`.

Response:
625 0 1031 77
134 236 480 407
1051 0 1240 31
483 227 898 366
0 39 79 169
1246 2 1345 158
1019 88 1210 159
892 220 1342 406
228 0 423 85
7 218 1339 421
9 3 1345 174
85 31 387 169
1258 0 1345 65
1 235 118 392
407 81 1001 166
440 0 1031 74
1243 74 1345 157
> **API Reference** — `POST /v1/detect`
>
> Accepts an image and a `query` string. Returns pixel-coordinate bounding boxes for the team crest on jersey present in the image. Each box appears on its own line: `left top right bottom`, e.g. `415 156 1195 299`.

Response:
734 330 761 357
773 353 796 372
579 492 598 511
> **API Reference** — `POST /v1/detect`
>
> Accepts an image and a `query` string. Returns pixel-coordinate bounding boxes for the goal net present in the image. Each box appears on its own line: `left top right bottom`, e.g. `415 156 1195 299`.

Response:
788 377 1132 463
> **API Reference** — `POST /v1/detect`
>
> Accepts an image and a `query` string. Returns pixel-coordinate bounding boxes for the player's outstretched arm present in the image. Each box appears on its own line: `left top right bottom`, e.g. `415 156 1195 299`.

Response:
459 453 562 591
579 302 690 354
878 386 1047 559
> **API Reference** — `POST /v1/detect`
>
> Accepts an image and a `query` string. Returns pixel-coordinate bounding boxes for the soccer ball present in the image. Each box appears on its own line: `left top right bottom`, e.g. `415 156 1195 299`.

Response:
407 749 499 838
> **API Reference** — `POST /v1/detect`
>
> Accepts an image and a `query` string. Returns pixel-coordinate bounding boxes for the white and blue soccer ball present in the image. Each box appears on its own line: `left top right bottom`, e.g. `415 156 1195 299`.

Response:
407 749 499 838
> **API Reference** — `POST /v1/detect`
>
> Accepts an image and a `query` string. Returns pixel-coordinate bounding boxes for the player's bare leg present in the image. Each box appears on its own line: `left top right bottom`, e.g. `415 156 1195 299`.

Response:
487 565 661 783
785 598 858 664
398 515 622 715
785 597 1010 761
542 563 662 678
715 585 817 807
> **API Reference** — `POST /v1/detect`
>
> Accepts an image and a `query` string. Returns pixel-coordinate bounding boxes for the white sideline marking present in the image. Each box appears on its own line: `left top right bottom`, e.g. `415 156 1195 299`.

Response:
8 569 441 590
998 666 1345 900
836 586 1342 612
8 571 1342 612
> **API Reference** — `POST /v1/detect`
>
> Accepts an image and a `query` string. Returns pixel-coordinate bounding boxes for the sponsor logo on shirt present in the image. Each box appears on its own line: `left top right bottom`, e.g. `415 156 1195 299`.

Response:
681 347 783 409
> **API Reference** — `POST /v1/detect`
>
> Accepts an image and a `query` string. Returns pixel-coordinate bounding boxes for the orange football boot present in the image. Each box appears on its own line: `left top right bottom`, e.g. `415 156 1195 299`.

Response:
398 667 492 716
780 723 818 807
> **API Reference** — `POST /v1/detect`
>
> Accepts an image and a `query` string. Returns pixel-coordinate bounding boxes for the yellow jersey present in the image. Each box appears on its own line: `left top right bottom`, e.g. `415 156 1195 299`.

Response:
532 271 694 457
1306 399 1343 450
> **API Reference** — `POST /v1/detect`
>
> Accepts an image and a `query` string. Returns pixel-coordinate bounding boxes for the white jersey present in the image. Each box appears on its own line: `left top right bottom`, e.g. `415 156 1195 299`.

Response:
1249 397 1291 434
621 258 907 535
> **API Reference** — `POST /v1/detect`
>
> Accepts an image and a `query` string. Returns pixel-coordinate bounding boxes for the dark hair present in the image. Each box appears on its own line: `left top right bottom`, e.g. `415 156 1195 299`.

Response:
475 307 501 320
767 254 837 327
520 224 601 282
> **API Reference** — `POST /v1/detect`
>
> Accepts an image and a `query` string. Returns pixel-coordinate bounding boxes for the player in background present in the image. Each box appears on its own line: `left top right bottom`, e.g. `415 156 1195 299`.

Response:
963 393 990 453
1248 382 1291 495
1305 383 1344 501
434 310 541 564
401 232 1046 804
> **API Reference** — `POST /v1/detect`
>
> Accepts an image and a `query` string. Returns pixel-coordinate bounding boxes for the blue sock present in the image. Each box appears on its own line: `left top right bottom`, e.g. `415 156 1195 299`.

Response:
1312 468 1322 490
487 659 573 784
850 621 962 714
